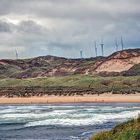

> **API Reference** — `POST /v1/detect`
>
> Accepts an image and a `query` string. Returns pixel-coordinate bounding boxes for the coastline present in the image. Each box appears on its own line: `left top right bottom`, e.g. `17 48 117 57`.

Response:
0 93 140 104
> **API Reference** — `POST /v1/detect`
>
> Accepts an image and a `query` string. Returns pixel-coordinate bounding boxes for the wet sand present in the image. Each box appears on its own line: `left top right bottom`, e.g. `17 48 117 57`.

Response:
0 93 140 104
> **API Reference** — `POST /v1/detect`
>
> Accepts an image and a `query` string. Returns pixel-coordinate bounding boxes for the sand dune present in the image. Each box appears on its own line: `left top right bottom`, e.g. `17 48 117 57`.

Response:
95 52 140 73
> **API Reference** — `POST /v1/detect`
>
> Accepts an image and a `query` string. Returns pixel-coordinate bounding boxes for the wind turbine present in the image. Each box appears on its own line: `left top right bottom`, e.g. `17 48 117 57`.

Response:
121 36 124 50
94 41 97 57
100 38 104 56
15 49 18 59
80 50 83 58
115 38 119 52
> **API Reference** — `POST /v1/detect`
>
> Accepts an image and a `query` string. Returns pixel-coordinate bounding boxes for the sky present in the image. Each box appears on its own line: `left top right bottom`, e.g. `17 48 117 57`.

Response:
0 0 140 59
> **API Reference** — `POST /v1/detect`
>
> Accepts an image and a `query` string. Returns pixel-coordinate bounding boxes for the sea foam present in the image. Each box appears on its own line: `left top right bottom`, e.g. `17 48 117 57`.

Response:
0 104 140 128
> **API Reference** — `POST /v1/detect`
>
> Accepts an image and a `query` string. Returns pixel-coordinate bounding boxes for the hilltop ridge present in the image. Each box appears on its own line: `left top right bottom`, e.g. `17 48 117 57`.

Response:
0 48 139 79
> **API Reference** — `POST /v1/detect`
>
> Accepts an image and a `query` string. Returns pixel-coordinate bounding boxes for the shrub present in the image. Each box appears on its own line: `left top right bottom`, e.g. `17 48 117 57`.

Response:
122 80 132 86
137 77 140 83
101 80 112 86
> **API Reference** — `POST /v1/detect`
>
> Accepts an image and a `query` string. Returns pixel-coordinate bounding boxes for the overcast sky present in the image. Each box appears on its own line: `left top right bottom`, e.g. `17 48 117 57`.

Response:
0 0 140 59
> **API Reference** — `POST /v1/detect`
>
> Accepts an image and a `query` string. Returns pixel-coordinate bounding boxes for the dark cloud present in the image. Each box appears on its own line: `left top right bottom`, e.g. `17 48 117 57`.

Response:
0 0 139 59
17 20 46 34
0 20 12 32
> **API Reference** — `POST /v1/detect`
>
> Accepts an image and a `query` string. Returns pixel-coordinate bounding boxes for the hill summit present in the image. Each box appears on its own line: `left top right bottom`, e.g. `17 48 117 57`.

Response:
0 48 139 78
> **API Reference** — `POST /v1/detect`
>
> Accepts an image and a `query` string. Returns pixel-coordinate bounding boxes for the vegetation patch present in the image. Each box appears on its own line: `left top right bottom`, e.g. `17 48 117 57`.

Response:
90 115 140 140
0 75 139 96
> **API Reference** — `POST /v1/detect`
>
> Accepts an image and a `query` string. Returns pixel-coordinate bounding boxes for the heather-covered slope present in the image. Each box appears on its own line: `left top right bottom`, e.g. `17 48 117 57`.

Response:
0 56 104 78
0 49 139 79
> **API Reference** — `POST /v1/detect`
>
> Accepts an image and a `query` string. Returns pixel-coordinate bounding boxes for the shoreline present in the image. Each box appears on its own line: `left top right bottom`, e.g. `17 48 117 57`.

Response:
0 94 140 104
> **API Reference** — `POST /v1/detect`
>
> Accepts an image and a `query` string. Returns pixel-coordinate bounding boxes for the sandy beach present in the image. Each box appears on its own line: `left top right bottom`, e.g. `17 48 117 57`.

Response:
0 93 140 104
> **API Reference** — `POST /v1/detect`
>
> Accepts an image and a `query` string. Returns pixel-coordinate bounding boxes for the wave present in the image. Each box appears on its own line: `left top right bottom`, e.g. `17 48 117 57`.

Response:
0 104 140 128
0 122 25 126
24 110 140 127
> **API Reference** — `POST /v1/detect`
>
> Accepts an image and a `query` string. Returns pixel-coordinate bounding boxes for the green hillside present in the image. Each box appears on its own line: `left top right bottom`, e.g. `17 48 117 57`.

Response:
90 115 140 140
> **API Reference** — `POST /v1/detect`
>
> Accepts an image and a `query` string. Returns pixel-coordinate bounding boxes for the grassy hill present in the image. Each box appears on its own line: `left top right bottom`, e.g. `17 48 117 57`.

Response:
90 115 140 140
0 56 104 79
0 49 139 79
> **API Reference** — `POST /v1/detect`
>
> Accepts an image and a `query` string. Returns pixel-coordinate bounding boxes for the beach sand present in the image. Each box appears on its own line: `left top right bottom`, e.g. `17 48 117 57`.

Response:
0 93 140 104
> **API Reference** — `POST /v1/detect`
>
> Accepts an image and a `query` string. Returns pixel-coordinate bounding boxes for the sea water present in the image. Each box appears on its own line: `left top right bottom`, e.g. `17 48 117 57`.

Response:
0 103 140 140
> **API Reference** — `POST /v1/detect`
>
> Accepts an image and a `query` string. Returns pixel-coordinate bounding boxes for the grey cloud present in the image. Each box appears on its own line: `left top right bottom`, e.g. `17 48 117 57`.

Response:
0 0 139 59
0 20 12 32
0 0 140 19
17 20 47 35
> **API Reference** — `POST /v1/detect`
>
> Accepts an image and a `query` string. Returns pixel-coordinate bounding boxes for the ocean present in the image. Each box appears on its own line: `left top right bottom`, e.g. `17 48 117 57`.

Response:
0 103 140 140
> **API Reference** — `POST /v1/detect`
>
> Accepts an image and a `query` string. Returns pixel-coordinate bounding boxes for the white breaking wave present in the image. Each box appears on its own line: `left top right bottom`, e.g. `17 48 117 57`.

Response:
24 110 140 127
0 104 140 128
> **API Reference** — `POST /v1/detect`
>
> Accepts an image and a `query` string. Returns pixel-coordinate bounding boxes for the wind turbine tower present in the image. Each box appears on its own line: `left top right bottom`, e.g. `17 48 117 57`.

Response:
115 39 119 52
121 36 124 50
15 49 18 59
80 50 83 58
100 40 104 56
94 41 97 57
